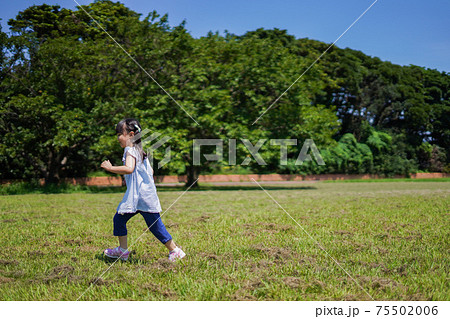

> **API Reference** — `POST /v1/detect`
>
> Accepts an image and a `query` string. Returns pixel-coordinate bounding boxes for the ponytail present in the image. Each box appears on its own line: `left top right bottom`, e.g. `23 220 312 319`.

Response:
116 118 146 160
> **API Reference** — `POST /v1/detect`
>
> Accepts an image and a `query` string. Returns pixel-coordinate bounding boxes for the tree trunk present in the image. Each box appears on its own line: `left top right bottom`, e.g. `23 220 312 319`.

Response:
44 167 60 186
185 165 200 188
44 150 61 186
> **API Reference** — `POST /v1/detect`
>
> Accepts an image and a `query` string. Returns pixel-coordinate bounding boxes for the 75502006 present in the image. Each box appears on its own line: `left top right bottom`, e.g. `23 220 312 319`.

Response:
376 305 438 316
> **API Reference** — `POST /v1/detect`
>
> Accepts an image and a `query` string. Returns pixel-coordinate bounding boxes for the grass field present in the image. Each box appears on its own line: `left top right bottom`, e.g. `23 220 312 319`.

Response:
0 180 449 300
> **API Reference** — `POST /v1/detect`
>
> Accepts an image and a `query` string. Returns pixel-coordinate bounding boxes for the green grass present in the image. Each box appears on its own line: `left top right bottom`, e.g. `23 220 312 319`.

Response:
323 177 450 183
0 182 127 195
0 181 449 300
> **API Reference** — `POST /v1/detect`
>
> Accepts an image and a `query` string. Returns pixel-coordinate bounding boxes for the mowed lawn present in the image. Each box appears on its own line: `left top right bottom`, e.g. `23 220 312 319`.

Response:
0 181 449 300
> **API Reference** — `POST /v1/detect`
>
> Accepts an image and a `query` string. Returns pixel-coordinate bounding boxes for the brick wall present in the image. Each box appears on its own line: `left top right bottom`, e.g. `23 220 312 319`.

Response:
1 173 449 186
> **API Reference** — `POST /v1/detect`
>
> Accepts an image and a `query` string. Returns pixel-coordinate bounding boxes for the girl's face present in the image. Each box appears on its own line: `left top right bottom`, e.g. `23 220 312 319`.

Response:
117 127 135 148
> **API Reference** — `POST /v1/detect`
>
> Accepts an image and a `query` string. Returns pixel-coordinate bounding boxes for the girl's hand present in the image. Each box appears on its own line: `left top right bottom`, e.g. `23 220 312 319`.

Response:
101 160 113 171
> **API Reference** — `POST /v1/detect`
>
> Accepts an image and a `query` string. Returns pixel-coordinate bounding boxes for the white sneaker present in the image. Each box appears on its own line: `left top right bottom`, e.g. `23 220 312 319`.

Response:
168 247 186 262
104 246 129 261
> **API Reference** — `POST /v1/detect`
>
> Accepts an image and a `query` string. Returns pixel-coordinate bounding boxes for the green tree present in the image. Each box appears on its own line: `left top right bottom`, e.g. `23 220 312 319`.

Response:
1 2 146 183
2 1 447 184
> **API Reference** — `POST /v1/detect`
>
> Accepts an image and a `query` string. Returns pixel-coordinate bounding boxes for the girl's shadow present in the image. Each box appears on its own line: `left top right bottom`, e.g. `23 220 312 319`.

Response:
94 250 143 264
95 250 156 265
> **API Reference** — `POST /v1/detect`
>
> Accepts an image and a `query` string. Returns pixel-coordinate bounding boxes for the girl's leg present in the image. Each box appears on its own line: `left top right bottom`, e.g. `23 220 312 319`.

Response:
140 212 174 250
164 239 176 251
113 212 137 249
118 236 128 250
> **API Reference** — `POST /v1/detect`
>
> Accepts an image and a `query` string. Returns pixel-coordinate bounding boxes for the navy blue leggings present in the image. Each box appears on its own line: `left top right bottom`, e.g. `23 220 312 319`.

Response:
113 211 172 244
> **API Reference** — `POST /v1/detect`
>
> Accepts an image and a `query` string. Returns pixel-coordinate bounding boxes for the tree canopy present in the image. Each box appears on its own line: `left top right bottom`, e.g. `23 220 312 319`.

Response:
1 1 448 185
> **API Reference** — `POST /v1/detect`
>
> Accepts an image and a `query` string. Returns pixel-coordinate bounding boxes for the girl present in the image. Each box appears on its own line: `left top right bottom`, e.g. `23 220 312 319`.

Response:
101 118 185 262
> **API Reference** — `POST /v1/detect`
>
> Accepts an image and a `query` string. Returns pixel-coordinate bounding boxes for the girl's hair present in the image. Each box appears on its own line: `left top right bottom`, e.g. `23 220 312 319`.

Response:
116 118 146 160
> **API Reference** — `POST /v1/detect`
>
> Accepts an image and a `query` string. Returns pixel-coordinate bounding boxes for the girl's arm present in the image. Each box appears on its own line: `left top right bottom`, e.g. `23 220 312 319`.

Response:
101 155 136 175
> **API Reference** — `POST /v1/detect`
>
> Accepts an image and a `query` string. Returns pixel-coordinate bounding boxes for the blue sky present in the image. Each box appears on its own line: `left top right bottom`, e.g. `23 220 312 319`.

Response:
1 0 449 72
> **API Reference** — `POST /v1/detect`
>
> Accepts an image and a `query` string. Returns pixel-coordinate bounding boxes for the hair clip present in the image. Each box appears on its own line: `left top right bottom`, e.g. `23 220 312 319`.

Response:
134 124 141 133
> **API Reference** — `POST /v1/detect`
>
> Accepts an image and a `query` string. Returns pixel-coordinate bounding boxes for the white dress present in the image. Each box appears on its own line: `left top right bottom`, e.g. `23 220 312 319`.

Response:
116 146 162 214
